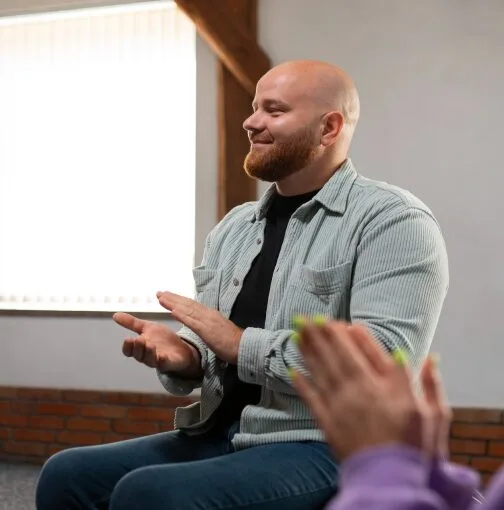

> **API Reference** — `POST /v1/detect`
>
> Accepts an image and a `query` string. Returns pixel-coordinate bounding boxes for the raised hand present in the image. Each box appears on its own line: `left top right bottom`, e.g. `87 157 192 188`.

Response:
156 291 244 364
113 312 202 378
291 320 448 461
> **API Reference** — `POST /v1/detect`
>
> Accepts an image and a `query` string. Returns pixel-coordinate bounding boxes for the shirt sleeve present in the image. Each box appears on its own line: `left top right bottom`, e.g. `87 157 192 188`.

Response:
350 207 449 372
325 444 449 510
475 465 504 510
237 326 300 393
428 459 481 510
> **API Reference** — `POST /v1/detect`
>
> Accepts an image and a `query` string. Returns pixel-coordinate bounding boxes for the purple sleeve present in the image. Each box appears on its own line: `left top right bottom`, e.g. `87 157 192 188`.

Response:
476 466 504 510
324 444 449 510
428 457 504 509
429 459 481 510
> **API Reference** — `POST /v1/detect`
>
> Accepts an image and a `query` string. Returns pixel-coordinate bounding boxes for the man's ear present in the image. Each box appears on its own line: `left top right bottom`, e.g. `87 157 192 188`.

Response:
320 111 344 147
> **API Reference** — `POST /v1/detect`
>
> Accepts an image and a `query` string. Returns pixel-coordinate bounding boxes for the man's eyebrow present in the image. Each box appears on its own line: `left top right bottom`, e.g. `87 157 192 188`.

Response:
252 99 290 110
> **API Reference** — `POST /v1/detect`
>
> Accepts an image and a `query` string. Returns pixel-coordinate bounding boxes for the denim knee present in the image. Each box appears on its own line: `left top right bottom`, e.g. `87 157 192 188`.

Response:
109 469 155 510
36 447 88 509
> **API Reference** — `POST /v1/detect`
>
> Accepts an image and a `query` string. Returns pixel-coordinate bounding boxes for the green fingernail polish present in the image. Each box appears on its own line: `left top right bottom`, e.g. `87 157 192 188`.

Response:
287 367 297 379
292 314 306 330
392 349 408 366
290 332 301 345
312 314 327 326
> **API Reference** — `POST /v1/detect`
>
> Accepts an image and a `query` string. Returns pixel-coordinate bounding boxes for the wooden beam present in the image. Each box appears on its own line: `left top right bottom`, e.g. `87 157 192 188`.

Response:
221 0 258 37
176 0 271 218
174 0 270 96
217 0 260 218
217 65 257 218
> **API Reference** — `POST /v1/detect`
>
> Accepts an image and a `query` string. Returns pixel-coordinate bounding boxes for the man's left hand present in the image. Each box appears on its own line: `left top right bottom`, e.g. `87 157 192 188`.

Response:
156 291 243 364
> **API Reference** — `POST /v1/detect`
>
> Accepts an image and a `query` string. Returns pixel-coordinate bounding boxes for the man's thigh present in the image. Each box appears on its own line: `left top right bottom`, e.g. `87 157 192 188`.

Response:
36 429 228 510
110 441 338 510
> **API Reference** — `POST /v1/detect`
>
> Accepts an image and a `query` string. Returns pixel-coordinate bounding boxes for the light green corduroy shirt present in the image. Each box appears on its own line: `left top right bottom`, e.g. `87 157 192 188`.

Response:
158 159 449 450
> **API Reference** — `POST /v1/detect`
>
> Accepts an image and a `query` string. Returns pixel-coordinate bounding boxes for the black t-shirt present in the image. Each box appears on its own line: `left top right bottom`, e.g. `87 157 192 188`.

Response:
213 187 319 428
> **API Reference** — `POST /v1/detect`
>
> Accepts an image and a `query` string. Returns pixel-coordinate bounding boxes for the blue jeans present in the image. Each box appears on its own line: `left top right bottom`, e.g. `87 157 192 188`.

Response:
36 421 338 510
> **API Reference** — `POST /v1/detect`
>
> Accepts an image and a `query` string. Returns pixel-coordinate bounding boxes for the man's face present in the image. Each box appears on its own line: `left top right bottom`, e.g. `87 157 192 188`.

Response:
243 72 321 182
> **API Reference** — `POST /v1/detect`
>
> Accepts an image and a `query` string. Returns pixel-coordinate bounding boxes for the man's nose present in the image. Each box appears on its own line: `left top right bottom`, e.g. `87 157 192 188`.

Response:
243 110 263 132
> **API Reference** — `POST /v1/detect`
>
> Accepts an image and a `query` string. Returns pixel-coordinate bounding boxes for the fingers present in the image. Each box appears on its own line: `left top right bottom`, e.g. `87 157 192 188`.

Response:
321 321 371 379
290 370 334 439
122 338 135 357
420 355 445 409
348 324 395 376
122 337 157 367
296 318 408 383
117 313 150 365
157 291 196 314
143 342 158 368
298 323 338 394
170 304 200 331
157 291 205 330
113 312 146 335
295 320 376 400
347 324 413 390
421 354 452 457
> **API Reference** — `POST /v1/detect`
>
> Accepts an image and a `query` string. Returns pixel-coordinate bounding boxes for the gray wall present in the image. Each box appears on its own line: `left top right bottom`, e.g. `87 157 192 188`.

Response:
258 0 504 406
2 0 503 406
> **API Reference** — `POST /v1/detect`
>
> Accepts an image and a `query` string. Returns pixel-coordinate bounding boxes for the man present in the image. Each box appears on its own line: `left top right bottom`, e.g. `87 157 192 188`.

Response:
36 60 449 510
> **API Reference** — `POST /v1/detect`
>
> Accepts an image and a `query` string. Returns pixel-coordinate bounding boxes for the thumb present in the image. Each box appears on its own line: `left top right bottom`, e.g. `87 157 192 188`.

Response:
420 355 445 408
421 354 451 458
113 312 146 335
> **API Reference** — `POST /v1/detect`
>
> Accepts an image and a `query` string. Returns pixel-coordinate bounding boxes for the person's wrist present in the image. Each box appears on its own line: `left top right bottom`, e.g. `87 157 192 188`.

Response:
177 340 203 378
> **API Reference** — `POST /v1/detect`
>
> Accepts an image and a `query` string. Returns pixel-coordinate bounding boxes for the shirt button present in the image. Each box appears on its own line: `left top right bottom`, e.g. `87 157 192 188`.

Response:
216 388 223 397
233 278 239 286
256 238 262 244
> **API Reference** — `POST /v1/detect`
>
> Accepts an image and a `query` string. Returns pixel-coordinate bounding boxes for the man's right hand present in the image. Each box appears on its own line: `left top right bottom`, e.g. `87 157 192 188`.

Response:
113 312 203 378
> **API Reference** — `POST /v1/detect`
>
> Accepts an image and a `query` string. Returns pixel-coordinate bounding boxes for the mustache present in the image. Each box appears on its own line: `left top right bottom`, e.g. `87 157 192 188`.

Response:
248 132 273 144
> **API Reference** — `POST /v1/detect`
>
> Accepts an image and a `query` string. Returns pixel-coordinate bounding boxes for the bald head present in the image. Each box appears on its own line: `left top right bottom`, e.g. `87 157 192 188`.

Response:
258 60 360 128
243 60 360 188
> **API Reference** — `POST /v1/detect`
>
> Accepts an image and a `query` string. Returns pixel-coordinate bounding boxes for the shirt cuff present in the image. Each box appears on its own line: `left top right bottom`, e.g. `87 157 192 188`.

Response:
237 327 271 386
156 370 200 396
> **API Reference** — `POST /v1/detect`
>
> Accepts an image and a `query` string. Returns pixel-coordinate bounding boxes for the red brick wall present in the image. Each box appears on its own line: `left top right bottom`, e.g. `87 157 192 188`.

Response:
0 386 196 464
1 386 503 486
450 408 504 485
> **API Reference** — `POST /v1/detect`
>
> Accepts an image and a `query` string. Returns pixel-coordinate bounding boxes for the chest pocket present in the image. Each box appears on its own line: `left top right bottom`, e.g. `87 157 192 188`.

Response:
288 261 353 318
192 267 222 310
